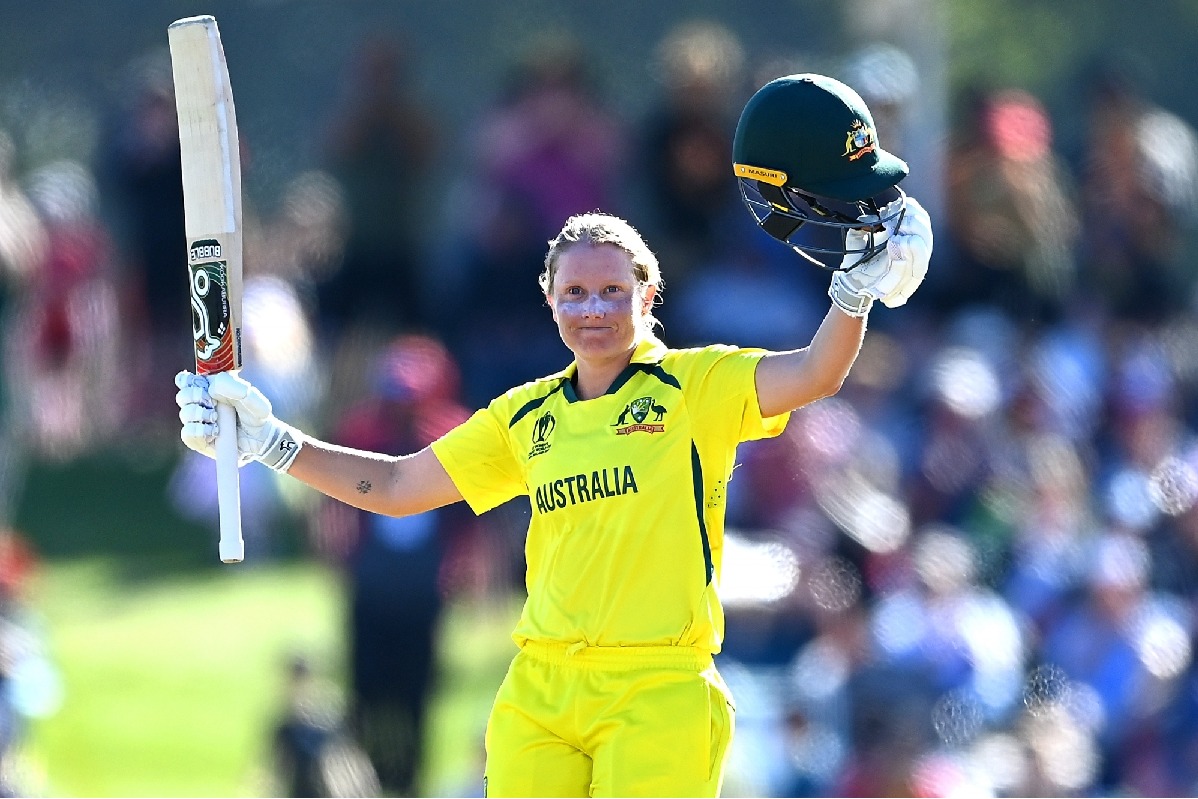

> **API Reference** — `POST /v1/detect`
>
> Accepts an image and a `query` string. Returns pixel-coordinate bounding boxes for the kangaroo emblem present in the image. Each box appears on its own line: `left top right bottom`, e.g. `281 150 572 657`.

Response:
614 396 667 435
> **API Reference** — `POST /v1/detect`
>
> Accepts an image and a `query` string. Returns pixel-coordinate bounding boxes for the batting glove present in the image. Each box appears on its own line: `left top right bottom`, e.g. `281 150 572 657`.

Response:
828 195 934 317
175 370 305 473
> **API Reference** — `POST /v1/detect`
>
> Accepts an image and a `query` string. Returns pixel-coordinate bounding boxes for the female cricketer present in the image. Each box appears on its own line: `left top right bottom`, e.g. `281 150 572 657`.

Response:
176 74 933 797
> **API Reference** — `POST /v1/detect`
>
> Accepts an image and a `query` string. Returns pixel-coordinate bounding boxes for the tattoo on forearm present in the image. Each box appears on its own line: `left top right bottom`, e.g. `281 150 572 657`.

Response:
356 480 372 494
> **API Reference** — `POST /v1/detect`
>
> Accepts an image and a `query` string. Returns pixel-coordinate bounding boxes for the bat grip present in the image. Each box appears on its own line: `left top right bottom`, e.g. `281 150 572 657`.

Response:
214 401 244 563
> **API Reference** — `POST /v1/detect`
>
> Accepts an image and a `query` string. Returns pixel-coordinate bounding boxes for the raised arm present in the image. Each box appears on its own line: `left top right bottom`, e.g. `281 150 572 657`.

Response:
176 371 464 518
287 441 462 517
731 73 937 419
756 306 866 418
755 195 934 418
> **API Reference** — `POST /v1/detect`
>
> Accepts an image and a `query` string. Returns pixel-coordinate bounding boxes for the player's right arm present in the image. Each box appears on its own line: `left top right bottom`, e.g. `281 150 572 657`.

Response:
287 441 462 518
176 370 463 518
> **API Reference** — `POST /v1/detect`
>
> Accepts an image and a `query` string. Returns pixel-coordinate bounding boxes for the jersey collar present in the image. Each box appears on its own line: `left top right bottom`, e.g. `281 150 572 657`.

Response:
561 335 668 402
630 335 668 365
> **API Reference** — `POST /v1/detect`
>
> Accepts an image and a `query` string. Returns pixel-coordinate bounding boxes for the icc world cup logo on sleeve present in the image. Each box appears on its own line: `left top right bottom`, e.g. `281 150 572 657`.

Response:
189 238 239 374
528 411 556 458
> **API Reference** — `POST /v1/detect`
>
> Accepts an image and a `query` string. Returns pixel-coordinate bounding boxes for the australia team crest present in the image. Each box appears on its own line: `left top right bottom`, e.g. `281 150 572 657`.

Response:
843 119 877 162
613 396 667 435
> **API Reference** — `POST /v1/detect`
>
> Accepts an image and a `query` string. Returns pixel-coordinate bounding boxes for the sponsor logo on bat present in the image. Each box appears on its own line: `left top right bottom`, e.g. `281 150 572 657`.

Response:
189 238 236 373
189 243 223 262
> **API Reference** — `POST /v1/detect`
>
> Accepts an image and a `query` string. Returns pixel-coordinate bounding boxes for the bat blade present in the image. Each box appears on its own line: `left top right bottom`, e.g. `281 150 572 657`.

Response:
169 15 245 564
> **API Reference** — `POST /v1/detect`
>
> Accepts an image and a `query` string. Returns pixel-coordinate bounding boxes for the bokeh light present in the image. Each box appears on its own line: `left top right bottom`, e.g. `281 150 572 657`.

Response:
805 555 862 613
1131 597 1192 680
1023 703 1101 792
1148 454 1198 515
720 531 801 607
815 469 910 553
932 689 985 747
931 346 1002 419
969 733 1029 795
1022 664 1070 716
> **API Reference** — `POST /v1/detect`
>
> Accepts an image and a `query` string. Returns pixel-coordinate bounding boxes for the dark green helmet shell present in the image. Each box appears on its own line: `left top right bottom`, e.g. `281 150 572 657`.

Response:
733 73 908 201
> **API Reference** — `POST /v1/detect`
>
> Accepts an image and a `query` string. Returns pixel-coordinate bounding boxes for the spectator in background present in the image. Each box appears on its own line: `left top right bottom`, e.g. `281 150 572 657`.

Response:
320 34 440 339
5 161 123 460
905 343 1008 530
1038 534 1164 780
942 88 1080 323
775 573 870 797
261 171 348 292
634 20 747 297
472 31 625 258
638 26 834 350
0 129 45 526
97 56 192 426
0 135 62 795
271 653 380 798
1077 65 1198 324
1154 488 1198 795
0 130 44 301
447 32 626 405
311 334 478 796
840 43 920 164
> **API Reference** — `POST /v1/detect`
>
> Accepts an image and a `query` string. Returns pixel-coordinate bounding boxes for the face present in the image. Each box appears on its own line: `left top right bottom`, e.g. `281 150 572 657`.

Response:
547 243 656 363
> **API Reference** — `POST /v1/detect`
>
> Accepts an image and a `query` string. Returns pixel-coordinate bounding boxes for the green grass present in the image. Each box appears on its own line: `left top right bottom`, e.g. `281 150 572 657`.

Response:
18 558 520 798
7 447 521 796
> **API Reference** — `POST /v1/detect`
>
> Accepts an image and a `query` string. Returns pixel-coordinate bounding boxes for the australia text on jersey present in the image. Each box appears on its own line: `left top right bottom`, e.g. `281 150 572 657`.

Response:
534 465 639 514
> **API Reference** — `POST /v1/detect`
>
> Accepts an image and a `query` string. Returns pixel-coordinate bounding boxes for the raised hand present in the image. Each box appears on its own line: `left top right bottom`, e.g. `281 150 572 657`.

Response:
828 195 934 316
175 370 305 472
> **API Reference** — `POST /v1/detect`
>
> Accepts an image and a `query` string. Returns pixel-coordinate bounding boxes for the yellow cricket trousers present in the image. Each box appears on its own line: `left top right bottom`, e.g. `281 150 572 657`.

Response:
483 641 735 798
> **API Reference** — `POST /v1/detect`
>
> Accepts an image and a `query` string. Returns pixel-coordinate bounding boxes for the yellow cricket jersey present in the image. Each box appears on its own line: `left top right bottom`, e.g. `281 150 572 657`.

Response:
431 336 789 654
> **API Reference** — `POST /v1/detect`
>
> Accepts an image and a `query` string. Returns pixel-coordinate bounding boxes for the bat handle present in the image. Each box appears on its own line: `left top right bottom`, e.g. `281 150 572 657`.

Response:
214 401 244 563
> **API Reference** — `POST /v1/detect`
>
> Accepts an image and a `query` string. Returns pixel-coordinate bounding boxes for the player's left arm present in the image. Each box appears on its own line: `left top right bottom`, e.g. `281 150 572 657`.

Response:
756 195 933 418
755 307 866 418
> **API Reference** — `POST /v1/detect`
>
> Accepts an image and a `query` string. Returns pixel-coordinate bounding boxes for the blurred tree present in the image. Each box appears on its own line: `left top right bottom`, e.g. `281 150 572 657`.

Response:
944 0 1198 133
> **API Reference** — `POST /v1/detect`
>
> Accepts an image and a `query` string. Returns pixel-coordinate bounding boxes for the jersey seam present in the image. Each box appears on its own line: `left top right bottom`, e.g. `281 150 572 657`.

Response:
690 442 714 585
508 378 568 428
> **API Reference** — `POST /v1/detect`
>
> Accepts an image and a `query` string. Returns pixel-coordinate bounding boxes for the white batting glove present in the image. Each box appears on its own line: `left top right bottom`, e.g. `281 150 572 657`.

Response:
828 195 934 317
175 370 305 473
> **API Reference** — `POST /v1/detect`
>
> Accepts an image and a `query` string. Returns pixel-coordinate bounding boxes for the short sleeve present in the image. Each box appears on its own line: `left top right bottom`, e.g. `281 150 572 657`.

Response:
431 406 526 515
732 349 789 441
679 345 790 442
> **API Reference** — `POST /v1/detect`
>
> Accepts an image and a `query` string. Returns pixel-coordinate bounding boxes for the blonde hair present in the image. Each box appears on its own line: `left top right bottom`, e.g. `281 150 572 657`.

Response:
539 212 664 331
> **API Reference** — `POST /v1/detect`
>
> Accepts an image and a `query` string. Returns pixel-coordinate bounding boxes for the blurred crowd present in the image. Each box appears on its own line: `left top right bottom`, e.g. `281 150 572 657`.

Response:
2 15 1198 798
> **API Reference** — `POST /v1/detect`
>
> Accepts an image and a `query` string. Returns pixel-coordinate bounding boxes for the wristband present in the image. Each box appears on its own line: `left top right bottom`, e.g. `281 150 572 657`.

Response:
259 424 305 473
828 273 874 318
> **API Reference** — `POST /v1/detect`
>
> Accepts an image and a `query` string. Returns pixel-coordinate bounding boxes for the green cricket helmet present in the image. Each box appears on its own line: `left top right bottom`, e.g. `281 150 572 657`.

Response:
734 73 909 270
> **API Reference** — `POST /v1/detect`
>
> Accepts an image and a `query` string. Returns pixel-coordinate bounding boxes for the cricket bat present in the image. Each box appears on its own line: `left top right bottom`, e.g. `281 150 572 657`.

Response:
169 15 245 563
